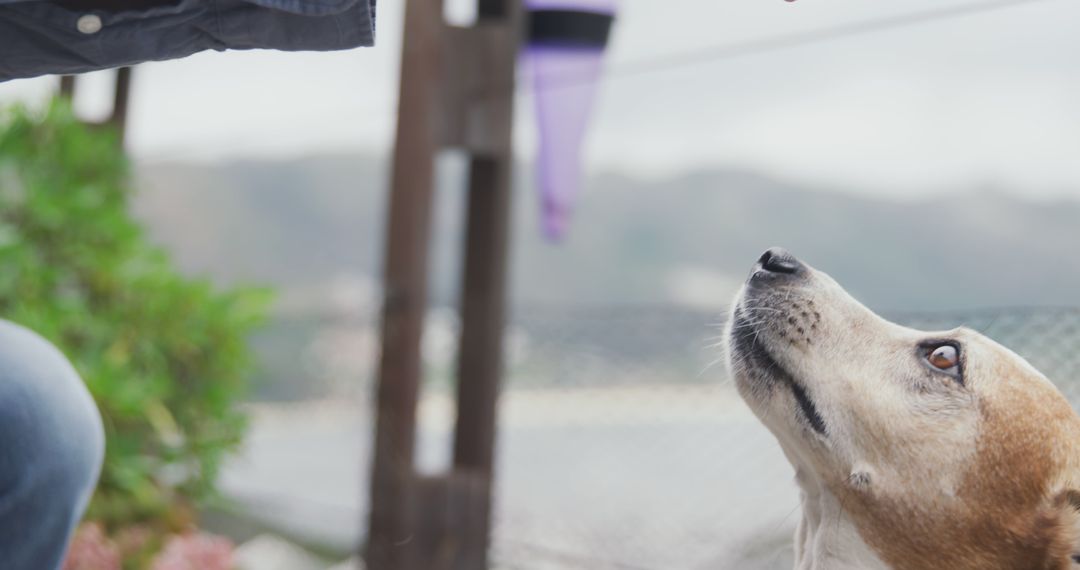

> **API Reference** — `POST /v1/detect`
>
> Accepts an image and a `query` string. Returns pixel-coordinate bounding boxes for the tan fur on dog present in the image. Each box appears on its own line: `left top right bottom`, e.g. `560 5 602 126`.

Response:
725 249 1080 570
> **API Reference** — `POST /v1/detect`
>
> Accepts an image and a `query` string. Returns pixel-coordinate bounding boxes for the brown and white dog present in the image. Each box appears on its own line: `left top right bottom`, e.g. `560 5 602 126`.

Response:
725 248 1080 570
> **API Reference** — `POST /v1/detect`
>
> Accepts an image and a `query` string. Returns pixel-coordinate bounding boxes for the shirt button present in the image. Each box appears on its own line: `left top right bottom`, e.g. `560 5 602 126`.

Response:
76 14 102 35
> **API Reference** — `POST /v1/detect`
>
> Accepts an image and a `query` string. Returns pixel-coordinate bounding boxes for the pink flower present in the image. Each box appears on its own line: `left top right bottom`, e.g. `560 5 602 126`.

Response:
114 524 154 558
63 523 121 570
151 532 234 570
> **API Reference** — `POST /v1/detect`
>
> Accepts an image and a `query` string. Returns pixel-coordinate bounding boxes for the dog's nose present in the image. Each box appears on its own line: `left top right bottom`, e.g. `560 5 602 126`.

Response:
749 247 806 285
758 247 802 275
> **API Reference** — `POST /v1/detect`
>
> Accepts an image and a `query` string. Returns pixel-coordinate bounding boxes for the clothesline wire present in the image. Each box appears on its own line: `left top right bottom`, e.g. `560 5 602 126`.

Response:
567 0 1055 88
137 0 1056 162
365 0 1057 118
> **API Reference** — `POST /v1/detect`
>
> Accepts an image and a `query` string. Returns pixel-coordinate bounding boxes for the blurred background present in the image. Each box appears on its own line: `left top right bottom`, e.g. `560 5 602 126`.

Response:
4 0 1080 568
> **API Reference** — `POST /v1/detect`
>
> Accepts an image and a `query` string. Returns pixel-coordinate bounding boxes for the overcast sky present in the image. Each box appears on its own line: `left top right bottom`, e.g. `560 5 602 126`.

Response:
1 0 1078 199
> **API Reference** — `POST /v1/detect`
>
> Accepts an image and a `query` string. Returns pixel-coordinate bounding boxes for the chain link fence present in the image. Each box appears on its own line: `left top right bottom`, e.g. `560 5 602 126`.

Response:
237 305 1080 569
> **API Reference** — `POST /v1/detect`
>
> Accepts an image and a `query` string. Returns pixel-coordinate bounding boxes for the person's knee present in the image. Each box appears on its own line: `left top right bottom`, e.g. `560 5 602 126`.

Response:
0 320 103 569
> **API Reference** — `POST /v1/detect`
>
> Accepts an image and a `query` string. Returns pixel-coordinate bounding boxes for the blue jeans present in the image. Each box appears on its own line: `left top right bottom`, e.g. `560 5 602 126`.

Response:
0 320 104 570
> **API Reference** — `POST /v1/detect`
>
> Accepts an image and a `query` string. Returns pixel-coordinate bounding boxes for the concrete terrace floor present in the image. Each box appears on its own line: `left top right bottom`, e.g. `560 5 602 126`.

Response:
219 386 799 570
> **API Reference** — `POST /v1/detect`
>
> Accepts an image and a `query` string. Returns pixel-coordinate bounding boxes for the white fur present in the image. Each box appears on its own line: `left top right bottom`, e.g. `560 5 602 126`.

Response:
724 251 1080 570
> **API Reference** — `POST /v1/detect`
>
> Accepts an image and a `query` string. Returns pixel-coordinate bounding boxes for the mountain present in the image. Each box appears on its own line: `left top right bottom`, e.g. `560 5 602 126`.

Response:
132 155 1080 312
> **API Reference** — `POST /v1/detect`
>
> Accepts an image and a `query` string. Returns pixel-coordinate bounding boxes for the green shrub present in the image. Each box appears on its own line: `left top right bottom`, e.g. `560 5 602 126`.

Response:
0 102 272 533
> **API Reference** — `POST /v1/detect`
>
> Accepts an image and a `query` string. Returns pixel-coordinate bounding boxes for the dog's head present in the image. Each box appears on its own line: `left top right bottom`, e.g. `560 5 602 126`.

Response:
726 248 1080 570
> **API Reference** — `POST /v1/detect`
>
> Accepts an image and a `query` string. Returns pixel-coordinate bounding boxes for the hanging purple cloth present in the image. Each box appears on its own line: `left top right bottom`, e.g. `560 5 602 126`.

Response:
525 0 615 241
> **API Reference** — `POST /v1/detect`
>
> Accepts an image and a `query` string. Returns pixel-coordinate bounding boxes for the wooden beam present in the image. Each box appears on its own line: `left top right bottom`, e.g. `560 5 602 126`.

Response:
448 1 519 567
439 24 516 153
58 75 76 99
410 473 490 570
452 155 513 475
366 0 444 567
109 67 132 145
367 0 519 567
447 154 513 569
56 68 133 146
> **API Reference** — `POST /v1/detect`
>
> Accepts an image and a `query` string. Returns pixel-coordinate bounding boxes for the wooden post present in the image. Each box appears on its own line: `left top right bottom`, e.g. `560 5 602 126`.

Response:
55 67 133 146
58 76 76 99
366 0 520 568
109 67 133 145
443 152 513 569
452 154 512 479
366 0 444 567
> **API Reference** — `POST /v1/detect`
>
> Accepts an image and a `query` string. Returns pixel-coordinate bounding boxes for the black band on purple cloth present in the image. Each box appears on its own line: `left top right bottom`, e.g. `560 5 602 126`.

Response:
528 9 614 48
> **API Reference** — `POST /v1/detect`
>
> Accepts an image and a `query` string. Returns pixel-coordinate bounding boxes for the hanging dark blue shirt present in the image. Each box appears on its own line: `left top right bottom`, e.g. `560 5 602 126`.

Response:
0 0 377 82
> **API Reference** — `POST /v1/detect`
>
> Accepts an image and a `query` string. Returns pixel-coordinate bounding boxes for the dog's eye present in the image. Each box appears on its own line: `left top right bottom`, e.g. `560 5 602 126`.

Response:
920 342 962 382
928 345 959 370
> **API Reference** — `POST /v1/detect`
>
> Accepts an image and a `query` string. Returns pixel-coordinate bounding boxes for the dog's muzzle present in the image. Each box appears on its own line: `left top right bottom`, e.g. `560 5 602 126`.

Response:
730 248 827 435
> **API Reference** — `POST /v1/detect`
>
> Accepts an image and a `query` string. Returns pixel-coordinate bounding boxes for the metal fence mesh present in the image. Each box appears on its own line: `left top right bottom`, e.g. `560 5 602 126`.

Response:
239 305 1080 570
486 306 1080 570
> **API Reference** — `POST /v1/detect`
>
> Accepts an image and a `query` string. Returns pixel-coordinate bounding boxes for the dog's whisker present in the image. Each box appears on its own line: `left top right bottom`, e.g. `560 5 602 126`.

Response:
698 354 730 378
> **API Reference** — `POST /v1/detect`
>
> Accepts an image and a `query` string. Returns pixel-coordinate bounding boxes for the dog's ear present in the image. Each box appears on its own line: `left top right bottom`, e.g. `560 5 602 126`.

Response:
1043 489 1080 568
1066 490 1080 566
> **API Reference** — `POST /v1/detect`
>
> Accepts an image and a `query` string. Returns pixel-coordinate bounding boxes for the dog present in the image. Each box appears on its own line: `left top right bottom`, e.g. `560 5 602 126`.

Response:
724 248 1080 570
